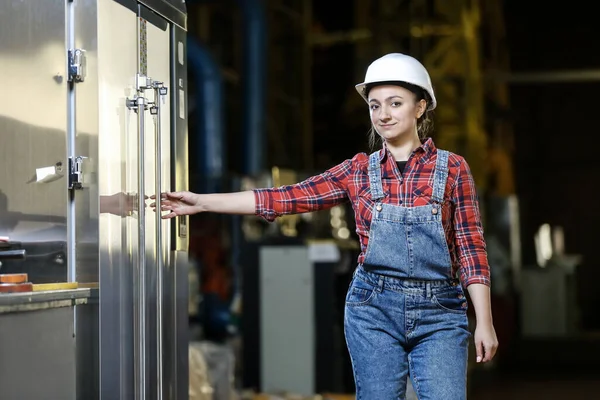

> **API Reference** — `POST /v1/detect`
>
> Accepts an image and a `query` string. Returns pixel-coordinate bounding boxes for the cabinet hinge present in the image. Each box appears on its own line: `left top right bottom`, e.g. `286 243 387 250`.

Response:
68 49 86 83
68 156 87 190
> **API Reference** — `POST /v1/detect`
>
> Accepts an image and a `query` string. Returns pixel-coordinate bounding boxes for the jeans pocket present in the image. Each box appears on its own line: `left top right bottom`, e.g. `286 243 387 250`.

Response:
432 292 468 314
345 278 377 306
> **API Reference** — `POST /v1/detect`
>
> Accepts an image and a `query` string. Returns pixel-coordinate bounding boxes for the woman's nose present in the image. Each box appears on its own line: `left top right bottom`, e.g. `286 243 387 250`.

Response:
379 107 391 121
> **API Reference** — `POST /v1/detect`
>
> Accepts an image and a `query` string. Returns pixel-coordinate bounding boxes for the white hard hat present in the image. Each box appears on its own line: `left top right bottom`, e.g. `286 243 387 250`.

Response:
355 53 437 110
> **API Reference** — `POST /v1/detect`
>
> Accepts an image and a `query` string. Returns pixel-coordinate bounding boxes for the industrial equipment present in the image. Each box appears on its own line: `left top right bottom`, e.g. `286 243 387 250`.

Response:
0 0 190 399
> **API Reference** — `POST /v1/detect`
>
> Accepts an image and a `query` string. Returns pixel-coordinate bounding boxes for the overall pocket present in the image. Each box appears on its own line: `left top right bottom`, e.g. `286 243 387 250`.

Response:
345 277 377 306
432 288 468 314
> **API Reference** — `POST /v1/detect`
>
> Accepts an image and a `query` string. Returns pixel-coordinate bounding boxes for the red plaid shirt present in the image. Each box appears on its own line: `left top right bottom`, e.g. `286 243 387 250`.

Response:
253 138 490 287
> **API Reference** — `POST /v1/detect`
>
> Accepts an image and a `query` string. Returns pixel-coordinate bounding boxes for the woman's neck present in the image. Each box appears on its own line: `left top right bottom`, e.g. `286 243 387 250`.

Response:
385 133 422 161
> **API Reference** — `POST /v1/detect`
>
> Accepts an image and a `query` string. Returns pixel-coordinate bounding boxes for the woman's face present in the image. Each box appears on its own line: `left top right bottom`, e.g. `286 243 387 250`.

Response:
368 85 425 144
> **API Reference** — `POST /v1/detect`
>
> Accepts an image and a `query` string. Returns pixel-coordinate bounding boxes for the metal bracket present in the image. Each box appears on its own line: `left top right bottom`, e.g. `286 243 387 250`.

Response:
130 76 168 114
68 49 86 83
136 74 154 91
68 156 88 190
126 96 148 113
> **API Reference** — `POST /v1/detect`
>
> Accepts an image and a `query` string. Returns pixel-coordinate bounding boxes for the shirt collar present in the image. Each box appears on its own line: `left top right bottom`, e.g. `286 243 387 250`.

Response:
378 137 436 164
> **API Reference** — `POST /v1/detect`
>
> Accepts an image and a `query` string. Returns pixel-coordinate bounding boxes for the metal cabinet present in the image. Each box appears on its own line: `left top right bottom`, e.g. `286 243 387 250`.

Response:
0 1 189 398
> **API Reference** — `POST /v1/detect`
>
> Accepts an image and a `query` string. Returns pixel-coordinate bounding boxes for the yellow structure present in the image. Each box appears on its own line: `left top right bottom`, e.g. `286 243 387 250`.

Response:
188 1 516 193
352 0 515 195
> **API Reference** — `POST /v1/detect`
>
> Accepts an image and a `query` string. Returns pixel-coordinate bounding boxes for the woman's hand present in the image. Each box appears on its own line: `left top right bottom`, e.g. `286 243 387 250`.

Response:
150 191 201 219
466 283 499 363
474 321 499 363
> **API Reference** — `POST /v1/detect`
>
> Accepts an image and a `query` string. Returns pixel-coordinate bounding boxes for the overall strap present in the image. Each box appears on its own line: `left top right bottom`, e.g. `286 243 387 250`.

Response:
432 149 450 204
368 151 385 201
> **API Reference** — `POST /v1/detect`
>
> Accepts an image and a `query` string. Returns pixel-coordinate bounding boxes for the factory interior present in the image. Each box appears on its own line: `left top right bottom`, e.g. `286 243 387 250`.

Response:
1 0 599 399
183 1 600 399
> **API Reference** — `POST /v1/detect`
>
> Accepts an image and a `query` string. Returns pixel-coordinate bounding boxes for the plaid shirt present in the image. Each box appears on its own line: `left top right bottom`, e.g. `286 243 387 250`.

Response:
254 138 490 287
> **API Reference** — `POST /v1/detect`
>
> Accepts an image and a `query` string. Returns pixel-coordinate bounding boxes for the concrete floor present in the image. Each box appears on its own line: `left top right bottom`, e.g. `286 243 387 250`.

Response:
470 372 600 400
472 380 600 400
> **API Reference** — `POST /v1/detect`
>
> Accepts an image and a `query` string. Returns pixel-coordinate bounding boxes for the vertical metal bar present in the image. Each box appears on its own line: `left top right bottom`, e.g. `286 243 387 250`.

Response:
137 9 149 399
65 0 78 353
170 25 190 399
136 95 147 400
154 86 164 400
66 0 76 284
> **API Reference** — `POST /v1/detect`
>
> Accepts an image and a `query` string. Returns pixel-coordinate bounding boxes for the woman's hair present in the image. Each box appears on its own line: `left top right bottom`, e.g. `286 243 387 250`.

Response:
363 81 434 150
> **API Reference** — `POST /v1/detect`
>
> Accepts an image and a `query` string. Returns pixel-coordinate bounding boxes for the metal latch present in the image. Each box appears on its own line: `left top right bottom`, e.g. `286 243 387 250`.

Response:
150 81 168 115
69 156 87 190
68 49 86 83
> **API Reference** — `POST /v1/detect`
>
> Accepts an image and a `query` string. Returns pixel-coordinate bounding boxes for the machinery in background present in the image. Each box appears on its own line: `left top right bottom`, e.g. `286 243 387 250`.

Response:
234 168 360 395
520 223 582 337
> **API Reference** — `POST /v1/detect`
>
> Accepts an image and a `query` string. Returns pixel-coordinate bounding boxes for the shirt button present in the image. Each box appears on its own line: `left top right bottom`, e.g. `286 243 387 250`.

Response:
432 208 438 215
376 205 382 212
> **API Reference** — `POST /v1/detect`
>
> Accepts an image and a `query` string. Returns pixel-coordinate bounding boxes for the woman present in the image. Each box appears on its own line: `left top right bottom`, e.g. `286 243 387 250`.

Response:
153 53 498 399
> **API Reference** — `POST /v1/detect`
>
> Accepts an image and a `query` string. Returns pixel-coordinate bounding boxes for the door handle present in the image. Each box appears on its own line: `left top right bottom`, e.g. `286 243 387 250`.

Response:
151 80 168 399
128 76 169 399
127 90 149 399
0 249 26 261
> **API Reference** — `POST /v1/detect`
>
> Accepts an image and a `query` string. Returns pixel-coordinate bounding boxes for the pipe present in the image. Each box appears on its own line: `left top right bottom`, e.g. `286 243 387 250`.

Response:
185 0 267 177
186 34 225 193
237 0 267 176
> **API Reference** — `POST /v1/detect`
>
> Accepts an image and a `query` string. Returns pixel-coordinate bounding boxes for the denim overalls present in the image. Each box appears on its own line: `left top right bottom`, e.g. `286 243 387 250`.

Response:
344 149 471 400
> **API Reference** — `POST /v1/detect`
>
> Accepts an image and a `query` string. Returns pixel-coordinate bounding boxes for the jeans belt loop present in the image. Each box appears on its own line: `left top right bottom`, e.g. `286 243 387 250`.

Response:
377 276 384 293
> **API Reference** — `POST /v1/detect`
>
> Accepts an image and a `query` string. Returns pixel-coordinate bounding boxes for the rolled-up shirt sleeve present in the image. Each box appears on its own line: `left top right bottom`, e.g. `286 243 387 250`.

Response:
452 157 491 287
254 160 352 222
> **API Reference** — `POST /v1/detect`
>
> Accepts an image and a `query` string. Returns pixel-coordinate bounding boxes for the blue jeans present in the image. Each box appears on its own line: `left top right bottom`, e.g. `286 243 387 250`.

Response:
344 266 471 399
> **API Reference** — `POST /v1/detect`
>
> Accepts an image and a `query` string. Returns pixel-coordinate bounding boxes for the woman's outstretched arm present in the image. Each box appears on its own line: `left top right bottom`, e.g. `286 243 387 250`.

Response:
151 191 256 219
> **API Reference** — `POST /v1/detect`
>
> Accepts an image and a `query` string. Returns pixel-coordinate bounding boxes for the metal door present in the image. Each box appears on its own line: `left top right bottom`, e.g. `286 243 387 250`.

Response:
1 0 188 398
0 0 68 280
75 0 188 398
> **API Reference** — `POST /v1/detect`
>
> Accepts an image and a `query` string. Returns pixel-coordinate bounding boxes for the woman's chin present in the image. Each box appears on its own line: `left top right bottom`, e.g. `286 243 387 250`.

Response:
379 130 411 143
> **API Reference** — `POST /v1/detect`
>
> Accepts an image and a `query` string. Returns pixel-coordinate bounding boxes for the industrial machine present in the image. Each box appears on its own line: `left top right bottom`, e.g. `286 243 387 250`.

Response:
0 0 190 399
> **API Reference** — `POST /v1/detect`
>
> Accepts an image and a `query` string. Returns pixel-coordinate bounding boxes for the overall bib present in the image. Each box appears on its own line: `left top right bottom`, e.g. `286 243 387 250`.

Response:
344 150 471 400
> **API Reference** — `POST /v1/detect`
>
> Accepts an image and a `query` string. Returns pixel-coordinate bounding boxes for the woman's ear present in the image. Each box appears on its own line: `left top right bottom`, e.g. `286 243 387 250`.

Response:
416 99 427 118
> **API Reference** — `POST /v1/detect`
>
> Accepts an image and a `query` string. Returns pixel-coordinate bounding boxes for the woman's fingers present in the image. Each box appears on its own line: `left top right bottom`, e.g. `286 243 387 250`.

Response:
149 200 176 208
161 211 177 220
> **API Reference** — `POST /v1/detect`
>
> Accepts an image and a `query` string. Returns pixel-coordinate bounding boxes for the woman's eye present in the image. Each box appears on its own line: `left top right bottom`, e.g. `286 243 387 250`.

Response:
370 104 379 110
391 102 402 107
